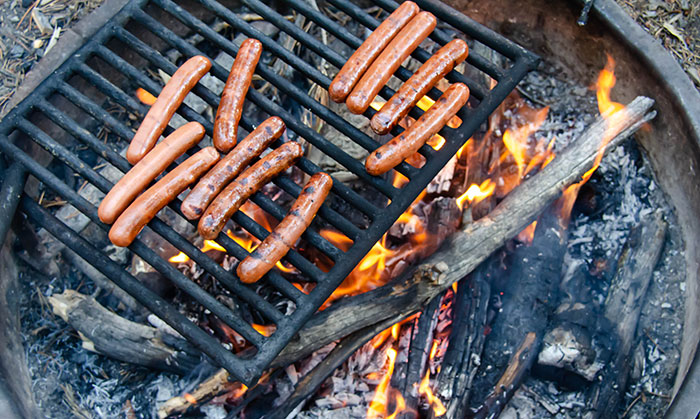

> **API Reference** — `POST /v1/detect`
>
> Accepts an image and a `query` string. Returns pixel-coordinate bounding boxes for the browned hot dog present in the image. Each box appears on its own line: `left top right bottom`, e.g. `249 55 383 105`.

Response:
198 141 303 240
328 1 419 103
127 56 211 164
109 147 219 247
345 12 437 115
365 83 469 176
181 116 285 220
236 172 332 283
99 122 205 224
370 39 469 135
213 38 262 152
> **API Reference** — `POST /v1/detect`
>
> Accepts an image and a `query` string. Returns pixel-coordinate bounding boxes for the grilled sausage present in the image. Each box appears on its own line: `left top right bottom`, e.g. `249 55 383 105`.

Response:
365 83 469 176
127 56 211 164
198 141 303 239
213 38 263 152
236 172 332 283
181 116 285 220
345 12 437 115
109 147 220 247
328 1 419 103
370 39 469 135
99 122 205 224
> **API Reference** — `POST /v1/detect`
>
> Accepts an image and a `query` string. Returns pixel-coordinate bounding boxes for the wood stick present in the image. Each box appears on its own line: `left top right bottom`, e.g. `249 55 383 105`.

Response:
274 97 655 366
48 290 201 375
586 211 666 417
469 332 540 419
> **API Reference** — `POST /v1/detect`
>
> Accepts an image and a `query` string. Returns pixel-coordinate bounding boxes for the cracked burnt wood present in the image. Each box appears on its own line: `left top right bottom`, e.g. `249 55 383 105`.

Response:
48 289 201 375
586 211 667 418
272 97 656 367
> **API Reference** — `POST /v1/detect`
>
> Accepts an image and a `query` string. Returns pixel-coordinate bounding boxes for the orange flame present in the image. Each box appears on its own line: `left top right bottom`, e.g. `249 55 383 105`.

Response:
252 323 276 337
559 54 625 225
517 221 538 245
456 180 496 210
418 368 447 416
367 348 397 419
201 240 226 253
135 88 157 106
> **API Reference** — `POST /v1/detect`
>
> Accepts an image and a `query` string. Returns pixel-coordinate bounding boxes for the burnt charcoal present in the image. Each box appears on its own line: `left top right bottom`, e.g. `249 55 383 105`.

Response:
137 271 176 300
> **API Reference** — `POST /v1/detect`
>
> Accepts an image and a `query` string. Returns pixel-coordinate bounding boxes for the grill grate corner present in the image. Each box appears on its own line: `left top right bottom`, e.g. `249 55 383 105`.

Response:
0 0 538 385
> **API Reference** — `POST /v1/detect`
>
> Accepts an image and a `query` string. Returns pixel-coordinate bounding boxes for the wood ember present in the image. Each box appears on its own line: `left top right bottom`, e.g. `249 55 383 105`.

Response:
48 289 201 375
587 211 667 417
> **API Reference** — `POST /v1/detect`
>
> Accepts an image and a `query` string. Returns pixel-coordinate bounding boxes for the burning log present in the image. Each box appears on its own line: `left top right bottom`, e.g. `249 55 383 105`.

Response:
48 290 201 375
586 211 666 417
470 332 540 419
275 96 655 365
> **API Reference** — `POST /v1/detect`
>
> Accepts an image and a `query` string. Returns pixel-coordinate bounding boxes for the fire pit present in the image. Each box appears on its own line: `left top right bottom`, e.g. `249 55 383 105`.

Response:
0 0 698 417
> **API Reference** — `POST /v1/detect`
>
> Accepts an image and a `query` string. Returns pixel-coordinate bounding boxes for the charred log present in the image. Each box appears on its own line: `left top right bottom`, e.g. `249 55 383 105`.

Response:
586 211 667 418
48 290 201 375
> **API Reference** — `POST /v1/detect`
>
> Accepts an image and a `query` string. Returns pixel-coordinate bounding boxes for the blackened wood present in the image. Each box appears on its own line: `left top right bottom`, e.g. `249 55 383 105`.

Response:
469 332 540 419
587 211 666 418
432 270 491 419
469 205 568 406
273 98 654 367
398 293 444 418
268 314 407 419
48 289 201 375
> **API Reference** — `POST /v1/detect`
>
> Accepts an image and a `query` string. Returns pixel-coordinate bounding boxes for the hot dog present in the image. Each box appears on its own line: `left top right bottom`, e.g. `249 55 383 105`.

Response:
236 172 332 283
109 147 219 247
181 116 285 220
198 141 303 240
345 11 437 115
127 56 211 164
99 122 205 224
213 38 263 152
365 82 469 176
328 1 419 103
370 39 469 135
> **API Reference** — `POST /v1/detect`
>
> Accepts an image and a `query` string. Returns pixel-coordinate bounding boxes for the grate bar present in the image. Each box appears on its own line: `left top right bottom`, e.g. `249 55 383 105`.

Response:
20 196 261 382
122 12 388 218
14 119 286 325
139 3 416 192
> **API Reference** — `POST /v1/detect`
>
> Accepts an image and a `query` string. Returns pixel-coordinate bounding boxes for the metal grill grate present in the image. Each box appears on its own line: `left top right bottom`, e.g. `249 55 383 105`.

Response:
0 0 538 385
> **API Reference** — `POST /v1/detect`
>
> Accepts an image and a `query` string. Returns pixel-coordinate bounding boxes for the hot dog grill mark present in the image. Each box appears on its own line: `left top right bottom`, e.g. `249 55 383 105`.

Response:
198 141 303 240
345 11 437 115
328 1 419 103
214 38 263 152
370 39 469 135
365 82 469 176
109 147 220 247
99 122 205 224
236 172 333 284
181 116 285 220
126 56 211 165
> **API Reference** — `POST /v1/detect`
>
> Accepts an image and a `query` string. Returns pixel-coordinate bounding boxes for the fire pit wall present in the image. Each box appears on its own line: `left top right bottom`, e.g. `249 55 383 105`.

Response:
449 0 700 403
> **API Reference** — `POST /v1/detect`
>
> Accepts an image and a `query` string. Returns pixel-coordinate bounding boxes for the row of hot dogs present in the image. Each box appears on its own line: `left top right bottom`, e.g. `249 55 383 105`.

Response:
98 40 331 284
329 1 470 176
97 2 470 284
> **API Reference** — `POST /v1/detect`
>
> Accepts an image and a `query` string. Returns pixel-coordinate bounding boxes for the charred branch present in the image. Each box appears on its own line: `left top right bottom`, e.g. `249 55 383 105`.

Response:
48 290 201 375
275 97 655 366
469 332 540 419
587 211 667 417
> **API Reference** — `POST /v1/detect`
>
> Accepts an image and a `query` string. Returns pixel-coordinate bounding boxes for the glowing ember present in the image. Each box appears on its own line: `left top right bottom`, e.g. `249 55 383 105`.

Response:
183 393 197 404
168 252 189 263
135 87 157 106
367 348 397 419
